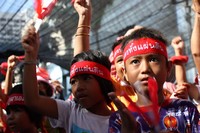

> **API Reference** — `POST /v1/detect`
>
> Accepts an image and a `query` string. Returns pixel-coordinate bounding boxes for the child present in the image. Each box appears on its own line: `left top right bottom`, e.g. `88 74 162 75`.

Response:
6 84 44 133
109 27 199 132
21 25 116 132
72 0 138 110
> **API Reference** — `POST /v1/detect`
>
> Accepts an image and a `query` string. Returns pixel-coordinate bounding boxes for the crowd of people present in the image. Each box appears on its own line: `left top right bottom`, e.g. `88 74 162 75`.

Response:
0 0 200 132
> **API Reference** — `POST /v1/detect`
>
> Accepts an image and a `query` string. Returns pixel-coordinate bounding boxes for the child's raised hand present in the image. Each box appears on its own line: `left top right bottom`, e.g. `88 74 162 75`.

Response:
171 36 184 55
73 0 91 18
21 25 39 61
124 25 143 37
108 92 140 133
192 0 200 14
174 83 189 99
7 55 20 70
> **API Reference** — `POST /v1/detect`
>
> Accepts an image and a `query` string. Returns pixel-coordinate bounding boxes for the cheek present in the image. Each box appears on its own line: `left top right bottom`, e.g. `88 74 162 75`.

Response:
115 64 124 79
125 67 138 83
71 86 77 96
153 67 168 88
89 82 103 98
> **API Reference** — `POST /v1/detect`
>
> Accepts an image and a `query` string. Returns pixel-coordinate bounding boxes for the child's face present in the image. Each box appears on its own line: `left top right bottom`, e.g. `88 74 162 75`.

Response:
124 53 170 95
70 74 105 110
6 106 34 132
114 55 124 80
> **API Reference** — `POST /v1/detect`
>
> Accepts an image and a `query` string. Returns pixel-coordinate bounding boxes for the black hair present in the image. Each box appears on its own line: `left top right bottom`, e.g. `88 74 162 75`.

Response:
71 50 115 104
121 27 168 50
6 84 44 129
111 39 123 51
38 81 53 97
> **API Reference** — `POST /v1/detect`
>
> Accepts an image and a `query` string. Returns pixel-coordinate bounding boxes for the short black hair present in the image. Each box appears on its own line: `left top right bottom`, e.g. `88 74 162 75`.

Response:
111 39 123 51
122 27 168 51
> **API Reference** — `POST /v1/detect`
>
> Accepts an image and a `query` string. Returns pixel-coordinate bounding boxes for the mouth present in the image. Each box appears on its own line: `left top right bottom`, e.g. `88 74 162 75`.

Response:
8 123 17 130
140 77 149 85
76 93 88 101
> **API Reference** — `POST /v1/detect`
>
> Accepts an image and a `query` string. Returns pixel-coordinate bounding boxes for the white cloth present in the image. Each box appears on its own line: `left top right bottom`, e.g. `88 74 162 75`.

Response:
48 100 110 133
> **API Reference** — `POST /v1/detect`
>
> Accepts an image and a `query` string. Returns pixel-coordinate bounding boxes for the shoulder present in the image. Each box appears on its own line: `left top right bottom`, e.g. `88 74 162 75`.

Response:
164 99 198 110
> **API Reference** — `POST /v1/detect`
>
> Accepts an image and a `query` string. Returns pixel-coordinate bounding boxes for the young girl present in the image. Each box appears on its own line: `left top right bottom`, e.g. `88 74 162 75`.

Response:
6 84 44 133
21 25 116 132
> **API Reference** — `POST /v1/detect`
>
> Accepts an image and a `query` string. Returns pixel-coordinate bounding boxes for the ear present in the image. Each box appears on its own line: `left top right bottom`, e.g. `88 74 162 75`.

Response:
122 65 128 82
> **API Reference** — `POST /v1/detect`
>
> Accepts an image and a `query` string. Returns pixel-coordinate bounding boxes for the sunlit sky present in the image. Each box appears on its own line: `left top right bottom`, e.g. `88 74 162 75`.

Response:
0 0 52 13
0 0 33 13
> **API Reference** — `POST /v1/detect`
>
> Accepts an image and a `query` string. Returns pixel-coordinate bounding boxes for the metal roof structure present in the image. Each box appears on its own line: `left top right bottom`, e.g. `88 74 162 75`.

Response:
0 0 195 72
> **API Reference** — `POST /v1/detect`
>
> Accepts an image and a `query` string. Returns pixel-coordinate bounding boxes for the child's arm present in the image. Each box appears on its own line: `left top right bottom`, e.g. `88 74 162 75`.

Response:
171 36 187 84
21 25 58 119
4 55 19 95
171 36 188 99
191 0 200 74
73 0 91 56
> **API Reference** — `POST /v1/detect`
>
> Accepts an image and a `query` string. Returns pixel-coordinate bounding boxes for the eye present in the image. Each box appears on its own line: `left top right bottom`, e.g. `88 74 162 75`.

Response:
70 79 76 85
130 59 140 65
115 56 123 63
150 57 159 62
6 109 10 115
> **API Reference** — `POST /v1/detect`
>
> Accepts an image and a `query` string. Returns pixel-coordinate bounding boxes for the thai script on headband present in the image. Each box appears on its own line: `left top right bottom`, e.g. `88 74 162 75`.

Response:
124 41 165 58
7 95 24 105
114 48 122 58
71 65 104 76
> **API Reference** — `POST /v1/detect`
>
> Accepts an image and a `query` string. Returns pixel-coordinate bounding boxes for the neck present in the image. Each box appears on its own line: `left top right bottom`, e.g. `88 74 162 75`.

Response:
87 100 112 116
136 93 151 107
136 90 164 107
20 125 38 133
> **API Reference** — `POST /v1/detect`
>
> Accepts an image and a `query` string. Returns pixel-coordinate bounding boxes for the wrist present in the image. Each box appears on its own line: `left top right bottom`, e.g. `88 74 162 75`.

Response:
7 66 14 71
78 14 91 26
25 53 37 61
174 50 183 56
24 60 37 65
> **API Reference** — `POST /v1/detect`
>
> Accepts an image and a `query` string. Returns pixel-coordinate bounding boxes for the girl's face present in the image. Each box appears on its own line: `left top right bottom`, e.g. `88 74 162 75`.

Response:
114 55 124 80
70 74 105 110
124 53 170 96
6 106 35 132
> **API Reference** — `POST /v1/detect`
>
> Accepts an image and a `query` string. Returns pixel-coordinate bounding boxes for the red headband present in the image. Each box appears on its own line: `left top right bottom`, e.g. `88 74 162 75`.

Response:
70 61 110 80
113 44 123 62
7 94 25 106
123 38 167 62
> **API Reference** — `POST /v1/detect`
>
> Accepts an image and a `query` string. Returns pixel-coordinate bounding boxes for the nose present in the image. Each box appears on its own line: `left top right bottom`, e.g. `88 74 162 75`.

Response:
76 80 86 91
72 79 86 94
140 60 150 74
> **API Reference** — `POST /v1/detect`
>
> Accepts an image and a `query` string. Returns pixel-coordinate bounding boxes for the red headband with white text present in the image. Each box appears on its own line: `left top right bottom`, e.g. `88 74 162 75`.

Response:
7 94 25 106
70 61 110 80
113 44 123 62
123 38 167 62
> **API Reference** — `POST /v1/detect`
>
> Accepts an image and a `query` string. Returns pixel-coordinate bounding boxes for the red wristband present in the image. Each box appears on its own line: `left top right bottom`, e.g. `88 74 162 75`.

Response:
170 55 188 64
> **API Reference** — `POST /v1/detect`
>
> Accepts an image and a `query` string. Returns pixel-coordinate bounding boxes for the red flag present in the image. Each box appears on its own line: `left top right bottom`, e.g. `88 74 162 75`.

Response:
34 0 57 32
71 0 75 5
0 62 8 76
34 0 42 19
17 55 25 60
148 77 160 125
34 0 57 19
